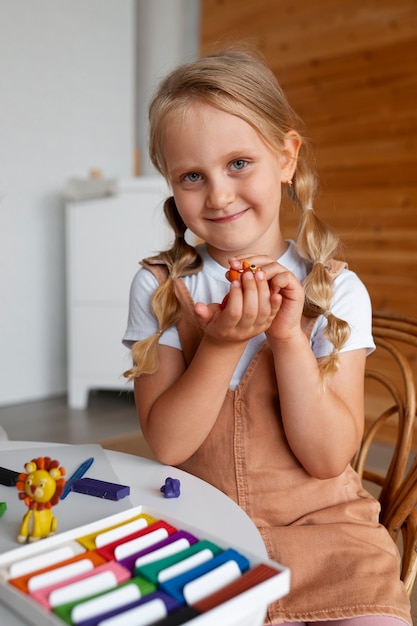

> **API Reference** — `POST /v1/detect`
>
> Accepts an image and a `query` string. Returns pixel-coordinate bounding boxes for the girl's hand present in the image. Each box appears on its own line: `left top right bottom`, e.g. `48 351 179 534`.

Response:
194 267 281 344
228 255 306 342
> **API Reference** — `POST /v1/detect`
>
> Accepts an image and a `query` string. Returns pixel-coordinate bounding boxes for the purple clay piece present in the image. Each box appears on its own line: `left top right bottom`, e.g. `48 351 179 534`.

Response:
160 477 180 498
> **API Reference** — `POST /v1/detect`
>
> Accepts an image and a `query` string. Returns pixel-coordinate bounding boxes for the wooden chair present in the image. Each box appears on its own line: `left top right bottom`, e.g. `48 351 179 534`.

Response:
352 311 417 595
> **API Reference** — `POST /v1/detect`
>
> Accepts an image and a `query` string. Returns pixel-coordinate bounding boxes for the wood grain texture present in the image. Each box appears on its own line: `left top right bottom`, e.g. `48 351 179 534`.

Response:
201 0 417 310
201 0 417 444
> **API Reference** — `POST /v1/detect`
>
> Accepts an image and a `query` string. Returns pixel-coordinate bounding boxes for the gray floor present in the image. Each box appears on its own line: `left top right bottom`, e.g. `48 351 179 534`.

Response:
0 390 139 445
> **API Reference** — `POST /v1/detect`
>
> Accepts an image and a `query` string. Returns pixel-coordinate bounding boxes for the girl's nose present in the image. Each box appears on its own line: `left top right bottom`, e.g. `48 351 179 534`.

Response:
206 178 235 209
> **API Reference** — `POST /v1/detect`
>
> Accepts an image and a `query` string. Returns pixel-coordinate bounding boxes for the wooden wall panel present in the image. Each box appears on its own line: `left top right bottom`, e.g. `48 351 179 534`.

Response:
201 0 417 443
201 0 417 316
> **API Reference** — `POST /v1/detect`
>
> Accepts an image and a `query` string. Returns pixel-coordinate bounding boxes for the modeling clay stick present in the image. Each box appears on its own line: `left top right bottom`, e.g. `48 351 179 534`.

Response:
136 539 221 584
0 466 19 486
71 477 130 501
9 550 105 594
30 560 130 610
149 606 201 625
61 457 94 500
194 563 281 612
160 548 250 604
53 576 156 625
96 520 177 563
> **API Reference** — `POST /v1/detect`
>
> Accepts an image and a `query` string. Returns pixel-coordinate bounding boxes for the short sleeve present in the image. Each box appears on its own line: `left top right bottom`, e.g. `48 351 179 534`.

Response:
310 270 376 358
122 267 182 350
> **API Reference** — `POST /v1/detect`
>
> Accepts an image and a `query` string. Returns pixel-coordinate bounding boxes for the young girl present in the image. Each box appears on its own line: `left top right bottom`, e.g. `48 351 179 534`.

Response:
123 48 411 625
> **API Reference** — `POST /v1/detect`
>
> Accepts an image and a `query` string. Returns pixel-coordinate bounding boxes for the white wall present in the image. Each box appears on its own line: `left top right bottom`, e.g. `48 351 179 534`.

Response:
0 0 200 407
136 0 200 174
0 0 135 405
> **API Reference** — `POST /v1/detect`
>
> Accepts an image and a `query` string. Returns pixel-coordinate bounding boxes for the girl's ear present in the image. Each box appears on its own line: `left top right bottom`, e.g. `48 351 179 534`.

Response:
280 130 302 182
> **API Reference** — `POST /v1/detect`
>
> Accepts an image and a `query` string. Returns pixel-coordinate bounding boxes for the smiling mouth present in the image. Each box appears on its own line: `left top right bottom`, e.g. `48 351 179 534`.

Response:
208 209 248 224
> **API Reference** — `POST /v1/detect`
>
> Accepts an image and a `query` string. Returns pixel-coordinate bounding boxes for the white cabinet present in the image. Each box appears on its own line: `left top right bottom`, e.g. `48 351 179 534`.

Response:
66 176 170 409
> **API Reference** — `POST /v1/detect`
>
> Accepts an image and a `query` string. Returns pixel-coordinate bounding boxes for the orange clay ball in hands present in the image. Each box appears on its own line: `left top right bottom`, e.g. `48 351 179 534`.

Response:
221 261 261 310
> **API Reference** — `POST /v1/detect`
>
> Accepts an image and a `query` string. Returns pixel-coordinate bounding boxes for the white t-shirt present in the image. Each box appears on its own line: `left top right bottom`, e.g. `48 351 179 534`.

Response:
123 241 375 389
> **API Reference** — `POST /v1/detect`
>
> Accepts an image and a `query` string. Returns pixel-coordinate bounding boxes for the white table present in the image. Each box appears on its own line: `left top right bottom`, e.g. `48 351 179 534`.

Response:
0 441 268 625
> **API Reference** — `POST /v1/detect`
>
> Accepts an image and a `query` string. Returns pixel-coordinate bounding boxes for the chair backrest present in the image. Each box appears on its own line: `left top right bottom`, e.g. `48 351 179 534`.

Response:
352 311 417 595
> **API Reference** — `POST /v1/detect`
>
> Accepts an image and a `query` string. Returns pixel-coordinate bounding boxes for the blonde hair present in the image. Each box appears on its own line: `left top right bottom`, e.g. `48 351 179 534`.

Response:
125 46 349 380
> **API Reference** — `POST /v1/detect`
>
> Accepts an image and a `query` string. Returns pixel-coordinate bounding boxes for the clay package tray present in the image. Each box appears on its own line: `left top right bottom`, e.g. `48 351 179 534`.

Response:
0 505 290 626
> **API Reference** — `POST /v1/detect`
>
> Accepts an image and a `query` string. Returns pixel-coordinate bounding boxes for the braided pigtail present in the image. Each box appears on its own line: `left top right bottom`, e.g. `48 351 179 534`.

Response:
290 156 350 379
124 196 202 379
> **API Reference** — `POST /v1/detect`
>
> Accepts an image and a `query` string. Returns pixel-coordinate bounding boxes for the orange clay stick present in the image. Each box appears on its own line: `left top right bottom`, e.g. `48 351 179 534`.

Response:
221 261 261 310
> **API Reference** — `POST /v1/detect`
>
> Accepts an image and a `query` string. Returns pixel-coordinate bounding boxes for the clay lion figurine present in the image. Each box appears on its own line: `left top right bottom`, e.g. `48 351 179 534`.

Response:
16 456 66 543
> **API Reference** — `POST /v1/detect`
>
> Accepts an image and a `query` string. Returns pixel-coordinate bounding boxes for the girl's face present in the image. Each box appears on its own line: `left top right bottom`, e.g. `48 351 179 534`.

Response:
163 103 300 267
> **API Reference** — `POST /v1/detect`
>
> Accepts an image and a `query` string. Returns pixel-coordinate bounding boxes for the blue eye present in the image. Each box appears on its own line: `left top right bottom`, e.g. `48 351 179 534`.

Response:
230 159 247 171
183 172 202 183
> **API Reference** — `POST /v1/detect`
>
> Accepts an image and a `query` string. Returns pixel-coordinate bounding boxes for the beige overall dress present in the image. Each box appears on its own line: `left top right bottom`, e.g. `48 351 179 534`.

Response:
143 260 411 625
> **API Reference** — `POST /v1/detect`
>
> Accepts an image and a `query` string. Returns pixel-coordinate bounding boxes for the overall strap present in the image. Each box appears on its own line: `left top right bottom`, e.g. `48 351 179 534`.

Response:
326 258 348 278
140 256 170 284
141 256 204 365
